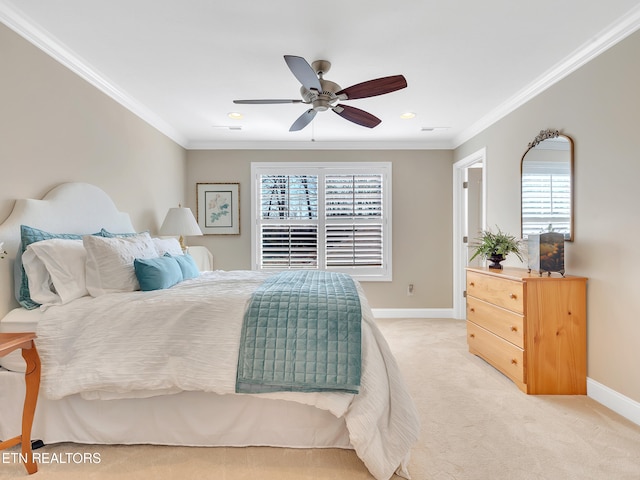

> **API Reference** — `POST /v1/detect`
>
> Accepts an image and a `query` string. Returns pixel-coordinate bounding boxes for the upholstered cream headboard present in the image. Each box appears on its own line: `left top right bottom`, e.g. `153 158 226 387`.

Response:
0 183 135 317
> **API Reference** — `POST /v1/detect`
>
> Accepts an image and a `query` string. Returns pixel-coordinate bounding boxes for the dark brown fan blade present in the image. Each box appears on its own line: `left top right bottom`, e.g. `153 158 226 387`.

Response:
336 75 407 100
284 55 322 91
332 105 381 128
233 99 303 104
289 109 317 131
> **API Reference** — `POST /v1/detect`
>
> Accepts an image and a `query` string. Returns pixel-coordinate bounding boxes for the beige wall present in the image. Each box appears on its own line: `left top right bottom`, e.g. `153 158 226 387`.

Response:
0 24 186 312
455 30 640 403
186 149 454 308
0 24 187 228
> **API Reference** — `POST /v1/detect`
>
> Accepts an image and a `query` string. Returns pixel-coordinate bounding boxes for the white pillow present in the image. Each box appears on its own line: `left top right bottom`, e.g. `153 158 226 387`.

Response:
23 239 88 306
84 232 158 296
22 248 61 306
152 237 184 256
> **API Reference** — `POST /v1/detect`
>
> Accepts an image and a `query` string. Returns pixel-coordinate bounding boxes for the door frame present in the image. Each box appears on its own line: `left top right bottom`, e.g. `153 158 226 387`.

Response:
453 148 487 319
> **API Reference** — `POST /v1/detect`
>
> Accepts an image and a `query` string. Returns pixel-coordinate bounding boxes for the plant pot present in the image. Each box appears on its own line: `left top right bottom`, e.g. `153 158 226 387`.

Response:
488 254 505 269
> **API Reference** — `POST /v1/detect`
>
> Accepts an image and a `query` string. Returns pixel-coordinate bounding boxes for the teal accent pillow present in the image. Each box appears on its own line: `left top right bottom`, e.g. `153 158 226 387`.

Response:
16 225 95 309
100 228 139 238
167 253 200 280
134 256 183 291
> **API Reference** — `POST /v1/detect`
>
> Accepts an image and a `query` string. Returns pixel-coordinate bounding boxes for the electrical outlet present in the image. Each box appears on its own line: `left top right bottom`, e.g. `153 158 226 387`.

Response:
407 284 414 296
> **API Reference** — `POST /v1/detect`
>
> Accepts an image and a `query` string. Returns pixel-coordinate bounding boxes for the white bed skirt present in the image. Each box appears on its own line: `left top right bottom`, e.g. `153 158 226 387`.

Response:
0 370 351 448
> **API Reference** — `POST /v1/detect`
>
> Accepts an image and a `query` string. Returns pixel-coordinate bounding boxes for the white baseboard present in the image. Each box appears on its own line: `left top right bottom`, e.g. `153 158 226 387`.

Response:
371 308 455 319
587 378 640 427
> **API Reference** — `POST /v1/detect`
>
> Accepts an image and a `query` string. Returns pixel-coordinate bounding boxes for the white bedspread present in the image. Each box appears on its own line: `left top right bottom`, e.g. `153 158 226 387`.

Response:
36 270 420 480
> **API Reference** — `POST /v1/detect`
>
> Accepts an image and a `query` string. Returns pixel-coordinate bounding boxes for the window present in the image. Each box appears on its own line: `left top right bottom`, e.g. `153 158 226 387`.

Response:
251 162 392 281
521 161 571 237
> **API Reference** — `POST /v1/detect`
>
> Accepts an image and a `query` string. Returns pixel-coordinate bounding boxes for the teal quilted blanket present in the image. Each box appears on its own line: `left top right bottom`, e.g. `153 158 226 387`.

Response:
236 271 362 394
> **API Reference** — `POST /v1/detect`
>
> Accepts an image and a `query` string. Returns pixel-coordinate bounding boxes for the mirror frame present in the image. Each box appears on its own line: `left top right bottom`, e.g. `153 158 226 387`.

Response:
521 129 574 242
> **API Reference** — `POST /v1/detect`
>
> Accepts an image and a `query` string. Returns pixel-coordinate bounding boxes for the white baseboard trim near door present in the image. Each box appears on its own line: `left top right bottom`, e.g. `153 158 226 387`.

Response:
371 308 455 319
587 378 640 427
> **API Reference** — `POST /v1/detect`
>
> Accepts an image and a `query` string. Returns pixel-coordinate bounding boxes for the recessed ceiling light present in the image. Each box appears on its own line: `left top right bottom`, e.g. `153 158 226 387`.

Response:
400 112 416 119
228 112 243 120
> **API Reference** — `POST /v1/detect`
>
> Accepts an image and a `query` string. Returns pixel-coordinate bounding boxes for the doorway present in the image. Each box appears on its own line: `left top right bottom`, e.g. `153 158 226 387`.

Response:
452 148 486 319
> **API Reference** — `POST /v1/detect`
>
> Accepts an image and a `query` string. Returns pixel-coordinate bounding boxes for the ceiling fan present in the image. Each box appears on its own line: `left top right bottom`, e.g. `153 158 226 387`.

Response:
233 55 408 132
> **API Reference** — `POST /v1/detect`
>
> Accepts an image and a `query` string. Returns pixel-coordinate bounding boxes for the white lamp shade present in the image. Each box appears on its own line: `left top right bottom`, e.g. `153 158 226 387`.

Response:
159 207 203 237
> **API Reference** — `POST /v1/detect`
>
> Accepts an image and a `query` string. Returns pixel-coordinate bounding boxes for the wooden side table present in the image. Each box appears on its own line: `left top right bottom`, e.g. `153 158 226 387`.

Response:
0 332 41 474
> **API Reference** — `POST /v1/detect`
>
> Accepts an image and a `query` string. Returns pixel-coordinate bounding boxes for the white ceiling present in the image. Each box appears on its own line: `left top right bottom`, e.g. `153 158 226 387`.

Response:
2 0 640 150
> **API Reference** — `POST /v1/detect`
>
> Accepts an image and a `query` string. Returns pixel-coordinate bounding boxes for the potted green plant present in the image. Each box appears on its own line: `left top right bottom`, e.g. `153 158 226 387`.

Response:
469 226 523 269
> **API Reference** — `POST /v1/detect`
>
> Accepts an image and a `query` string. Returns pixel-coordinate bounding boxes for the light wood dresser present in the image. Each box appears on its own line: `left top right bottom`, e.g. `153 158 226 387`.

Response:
465 267 587 395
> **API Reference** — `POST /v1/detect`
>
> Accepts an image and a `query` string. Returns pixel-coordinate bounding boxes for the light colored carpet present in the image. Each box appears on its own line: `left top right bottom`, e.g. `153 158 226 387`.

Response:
3 318 640 479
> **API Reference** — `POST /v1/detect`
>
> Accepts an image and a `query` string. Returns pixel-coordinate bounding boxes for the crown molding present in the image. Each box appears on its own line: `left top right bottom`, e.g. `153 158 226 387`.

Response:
0 1 188 148
453 4 640 148
186 139 454 150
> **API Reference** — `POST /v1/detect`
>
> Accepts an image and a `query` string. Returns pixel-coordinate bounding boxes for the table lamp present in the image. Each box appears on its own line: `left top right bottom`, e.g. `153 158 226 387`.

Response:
159 205 203 251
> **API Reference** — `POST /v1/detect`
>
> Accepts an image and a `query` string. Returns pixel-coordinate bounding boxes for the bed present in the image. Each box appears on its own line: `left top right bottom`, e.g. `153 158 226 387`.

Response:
0 182 420 480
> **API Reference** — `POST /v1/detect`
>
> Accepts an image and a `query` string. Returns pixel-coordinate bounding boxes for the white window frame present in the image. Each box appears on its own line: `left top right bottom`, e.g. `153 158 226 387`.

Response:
251 162 392 281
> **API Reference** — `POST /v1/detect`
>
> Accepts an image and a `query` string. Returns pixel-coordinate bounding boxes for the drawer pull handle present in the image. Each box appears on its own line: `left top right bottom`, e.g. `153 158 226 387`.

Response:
469 334 475 339
509 293 517 299
470 308 475 313
510 326 518 332
511 359 518 365
469 282 475 287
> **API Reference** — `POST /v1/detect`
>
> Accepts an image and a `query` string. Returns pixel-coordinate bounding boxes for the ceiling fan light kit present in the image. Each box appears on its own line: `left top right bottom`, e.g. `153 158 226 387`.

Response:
233 55 407 132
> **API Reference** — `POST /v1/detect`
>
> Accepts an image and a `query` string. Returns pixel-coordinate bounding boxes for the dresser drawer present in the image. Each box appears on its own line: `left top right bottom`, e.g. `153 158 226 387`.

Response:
467 321 525 385
467 296 524 349
467 270 524 314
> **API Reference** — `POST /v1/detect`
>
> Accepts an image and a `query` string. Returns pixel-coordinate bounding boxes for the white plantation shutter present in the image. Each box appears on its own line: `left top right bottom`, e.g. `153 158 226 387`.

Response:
325 174 384 268
259 175 319 269
326 224 383 267
261 225 318 268
252 163 391 280
325 174 383 217
260 175 318 219
522 161 571 237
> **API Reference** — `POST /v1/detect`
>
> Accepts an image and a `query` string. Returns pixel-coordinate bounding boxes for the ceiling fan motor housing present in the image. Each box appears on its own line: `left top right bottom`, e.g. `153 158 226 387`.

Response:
301 78 342 111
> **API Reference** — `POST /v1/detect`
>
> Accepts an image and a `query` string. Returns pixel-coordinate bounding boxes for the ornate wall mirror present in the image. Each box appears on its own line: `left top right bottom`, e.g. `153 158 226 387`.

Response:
521 129 574 241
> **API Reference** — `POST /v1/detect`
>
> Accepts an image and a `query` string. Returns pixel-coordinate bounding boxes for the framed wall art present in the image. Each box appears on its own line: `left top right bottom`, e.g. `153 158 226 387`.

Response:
196 183 240 235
